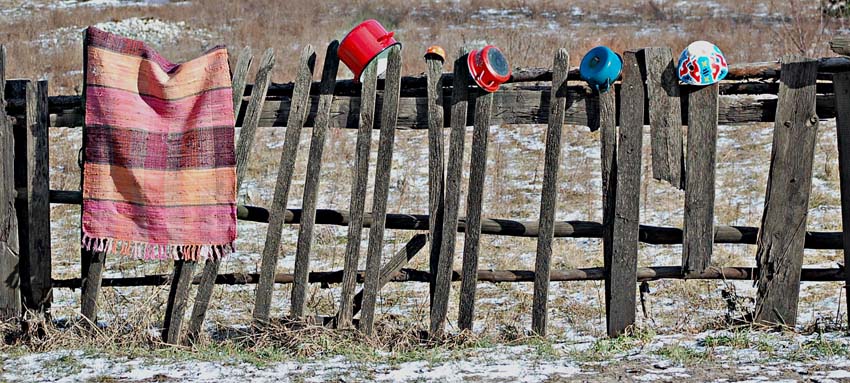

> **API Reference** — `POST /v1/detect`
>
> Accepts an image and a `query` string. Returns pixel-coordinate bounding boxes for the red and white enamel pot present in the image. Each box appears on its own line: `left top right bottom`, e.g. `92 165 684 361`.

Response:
467 45 511 92
338 19 401 82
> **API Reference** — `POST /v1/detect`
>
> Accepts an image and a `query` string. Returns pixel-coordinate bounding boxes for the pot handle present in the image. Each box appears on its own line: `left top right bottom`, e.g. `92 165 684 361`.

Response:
378 31 395 43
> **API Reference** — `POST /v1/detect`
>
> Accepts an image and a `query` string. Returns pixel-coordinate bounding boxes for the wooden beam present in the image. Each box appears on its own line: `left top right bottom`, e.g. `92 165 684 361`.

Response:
0 45 21 321
360 46 403 335
643 47 684 188
835 70 850 329
755 56 819 328
253 46 315 324
682 84 719 276
425 52 446 306
187 46 256 343
531 48 570 336
351 234 428 318
832 36 850 56
606 51 644 338
431 50 470 339
336 61 378 330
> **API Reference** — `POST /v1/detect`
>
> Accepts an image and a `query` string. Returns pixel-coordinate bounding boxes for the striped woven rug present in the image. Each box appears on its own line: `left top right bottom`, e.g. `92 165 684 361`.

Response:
82 27 237 261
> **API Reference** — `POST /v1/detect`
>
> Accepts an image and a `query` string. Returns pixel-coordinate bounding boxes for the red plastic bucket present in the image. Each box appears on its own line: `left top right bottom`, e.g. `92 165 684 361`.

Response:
467 45 511 92
338 20 401 82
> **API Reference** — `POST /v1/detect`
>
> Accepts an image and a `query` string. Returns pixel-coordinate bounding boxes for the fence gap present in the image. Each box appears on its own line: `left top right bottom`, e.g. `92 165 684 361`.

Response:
336 61 379 329
360 45 403 335
253 45 316 324
643 47 684 188
187 46 257 342
0 45 21 321
834 70 850 329
754 56 819 327
682 83 718 276
431 49 470 339
457 88 494 332
426 52 446 306
531 48 570 336
606 50 644 337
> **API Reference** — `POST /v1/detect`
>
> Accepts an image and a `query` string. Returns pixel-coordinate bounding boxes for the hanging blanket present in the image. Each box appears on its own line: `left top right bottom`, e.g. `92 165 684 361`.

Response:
82 27 237 261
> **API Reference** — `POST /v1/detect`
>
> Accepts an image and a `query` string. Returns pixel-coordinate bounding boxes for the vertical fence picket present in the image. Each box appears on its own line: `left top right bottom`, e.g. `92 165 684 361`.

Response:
14 80 51 314
682 83 718 276
336 61 379 329
425 53 446 305
0 45 21 321
235 48 275 191
754 56 819 327
834 71 850 328
457 89 493 332
162 258 196 344
187 46 256 342
600 85 617 334
360 46 403 335
253 46 316 323
606 51 643 337
431 50 470 338
643 47 684 188
531 49 570 336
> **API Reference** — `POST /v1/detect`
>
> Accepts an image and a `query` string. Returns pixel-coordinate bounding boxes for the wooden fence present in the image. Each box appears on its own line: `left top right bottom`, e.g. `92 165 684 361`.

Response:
1 37 850 343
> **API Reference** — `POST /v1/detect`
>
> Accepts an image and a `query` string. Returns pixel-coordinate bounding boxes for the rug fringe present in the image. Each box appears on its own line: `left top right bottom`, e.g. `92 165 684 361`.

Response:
81 233 233 261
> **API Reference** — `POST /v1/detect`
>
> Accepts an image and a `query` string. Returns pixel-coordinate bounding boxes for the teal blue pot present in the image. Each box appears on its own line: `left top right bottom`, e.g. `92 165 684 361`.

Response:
580 46 622 93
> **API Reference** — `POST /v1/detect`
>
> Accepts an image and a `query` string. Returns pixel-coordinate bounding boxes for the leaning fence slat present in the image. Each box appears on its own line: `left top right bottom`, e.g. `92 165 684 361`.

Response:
531 49 570 336
754 56 819 327
0 45 21 321
187 46 256 342
426 51 446 305
336 62 379 329
235 48 275 191
643 47 684 188
253 46 316 323
352 234 428 318
682 83 718 276
431 50 470 338
162 259 196 344
457 89 494 332
835 71 850 328
359 46 403 335
606 51 644 338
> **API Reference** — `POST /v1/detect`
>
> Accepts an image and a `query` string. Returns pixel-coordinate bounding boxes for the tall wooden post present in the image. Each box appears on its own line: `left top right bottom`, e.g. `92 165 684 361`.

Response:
0 45 22 321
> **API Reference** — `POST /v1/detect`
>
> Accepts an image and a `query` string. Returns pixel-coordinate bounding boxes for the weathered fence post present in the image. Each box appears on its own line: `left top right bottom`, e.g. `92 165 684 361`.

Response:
682 83 718 276
457 88 494 332
162 258 195 344
254 46 315 323
187 46 256 342
0 45 22 321
7 79 51 315
599 86 617 337
360 45 403 335
643 47 684 188
832 37 850 329
431 49 469 338
754 56 819 327
425 51 446 305
606 50 644 337
531 48 570 336
336 61 378 329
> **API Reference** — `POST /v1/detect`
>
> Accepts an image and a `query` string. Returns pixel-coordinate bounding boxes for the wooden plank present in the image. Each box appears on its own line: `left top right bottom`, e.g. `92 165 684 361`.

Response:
835 71 850 328
643 47 684 188
682 84 719 276
457 90 494 332
531 49 570 336
253 46 316 324
186 46 256 342
832 36 850 56
754 56 819 327
430 50 470 338
359 46 403 335
425 50 446 305
162 259 196 344
336 62 379 329
230 47 253 119
606 51 644 338
599 86 618 338
15 80 51 313
0 45 21 321
28 87 845 130
352 234 428 318
235 48 274 191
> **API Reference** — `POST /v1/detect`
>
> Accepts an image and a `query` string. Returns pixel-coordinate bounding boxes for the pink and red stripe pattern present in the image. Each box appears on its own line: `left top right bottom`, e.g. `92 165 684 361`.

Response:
82 27 237 261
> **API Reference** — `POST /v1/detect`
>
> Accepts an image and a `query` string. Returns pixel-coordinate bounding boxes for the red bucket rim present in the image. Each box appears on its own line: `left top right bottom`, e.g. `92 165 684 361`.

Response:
467 46 511 92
